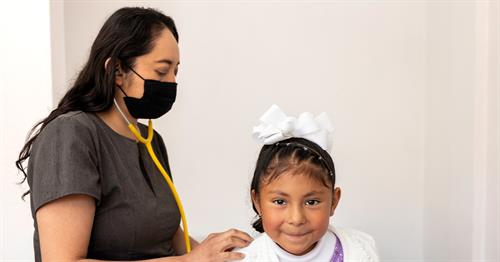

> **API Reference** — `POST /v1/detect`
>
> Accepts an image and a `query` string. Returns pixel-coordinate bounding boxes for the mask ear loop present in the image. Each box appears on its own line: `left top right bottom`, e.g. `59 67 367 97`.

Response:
113 98 192 252
124 63 146 81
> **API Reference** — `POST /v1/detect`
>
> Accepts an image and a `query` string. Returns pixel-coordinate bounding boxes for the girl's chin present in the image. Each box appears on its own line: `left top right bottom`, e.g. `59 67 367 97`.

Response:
276 240 317 256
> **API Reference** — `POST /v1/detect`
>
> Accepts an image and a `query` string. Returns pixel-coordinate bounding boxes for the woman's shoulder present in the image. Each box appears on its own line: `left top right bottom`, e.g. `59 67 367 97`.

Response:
52 110 96 127
44 111 97 131
35 111 99 147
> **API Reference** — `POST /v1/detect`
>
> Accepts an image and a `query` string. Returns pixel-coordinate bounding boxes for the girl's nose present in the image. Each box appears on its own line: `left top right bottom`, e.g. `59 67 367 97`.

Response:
286 205 306 226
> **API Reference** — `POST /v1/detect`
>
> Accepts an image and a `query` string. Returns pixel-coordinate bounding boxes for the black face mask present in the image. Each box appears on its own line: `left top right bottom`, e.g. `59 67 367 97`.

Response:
118 66 177 119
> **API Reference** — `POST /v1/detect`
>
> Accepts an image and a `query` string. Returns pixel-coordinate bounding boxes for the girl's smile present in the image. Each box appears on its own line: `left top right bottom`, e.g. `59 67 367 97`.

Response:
252 172 341 256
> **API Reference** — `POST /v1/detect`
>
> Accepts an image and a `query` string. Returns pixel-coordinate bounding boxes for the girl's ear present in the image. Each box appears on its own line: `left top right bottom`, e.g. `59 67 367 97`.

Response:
251 190 261 215
330 187 342 216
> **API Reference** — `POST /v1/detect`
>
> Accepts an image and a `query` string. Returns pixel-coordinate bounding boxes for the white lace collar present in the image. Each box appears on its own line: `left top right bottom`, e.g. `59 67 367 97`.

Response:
265 231 336 262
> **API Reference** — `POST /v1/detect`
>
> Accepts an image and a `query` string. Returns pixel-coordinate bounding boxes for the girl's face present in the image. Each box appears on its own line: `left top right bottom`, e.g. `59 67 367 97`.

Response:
252 172 341 256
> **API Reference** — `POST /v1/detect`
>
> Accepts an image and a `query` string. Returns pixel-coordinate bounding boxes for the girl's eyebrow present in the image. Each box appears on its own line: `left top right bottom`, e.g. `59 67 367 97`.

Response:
303 190 326 198
267 190 289 196
266 190 326 197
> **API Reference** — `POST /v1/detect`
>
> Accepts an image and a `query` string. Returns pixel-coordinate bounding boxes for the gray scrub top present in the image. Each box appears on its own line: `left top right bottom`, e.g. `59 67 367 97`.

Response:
27 111 181 261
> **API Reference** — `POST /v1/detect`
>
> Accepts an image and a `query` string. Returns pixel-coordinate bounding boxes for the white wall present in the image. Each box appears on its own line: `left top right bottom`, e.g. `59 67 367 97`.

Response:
0 1 53 261
1 0 498 261
59 1 428 260
424 1 499 260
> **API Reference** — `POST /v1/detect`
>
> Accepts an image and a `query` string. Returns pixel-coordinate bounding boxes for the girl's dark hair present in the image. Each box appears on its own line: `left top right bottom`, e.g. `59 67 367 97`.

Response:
250 137 336 233
16 7 179 199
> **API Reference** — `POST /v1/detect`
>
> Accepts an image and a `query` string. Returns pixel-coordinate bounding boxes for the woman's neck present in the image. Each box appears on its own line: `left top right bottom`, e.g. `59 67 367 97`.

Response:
96 99 138 141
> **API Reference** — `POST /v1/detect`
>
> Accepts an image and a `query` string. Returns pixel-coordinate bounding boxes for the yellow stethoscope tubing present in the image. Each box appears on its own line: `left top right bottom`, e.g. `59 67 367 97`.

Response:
128 119 191 253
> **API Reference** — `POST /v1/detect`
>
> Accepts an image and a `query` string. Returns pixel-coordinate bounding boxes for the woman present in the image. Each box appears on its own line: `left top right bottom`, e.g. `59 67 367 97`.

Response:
17 7 251 261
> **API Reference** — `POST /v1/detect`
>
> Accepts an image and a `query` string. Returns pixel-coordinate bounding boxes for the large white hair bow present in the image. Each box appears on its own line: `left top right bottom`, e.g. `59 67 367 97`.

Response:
252 104 334 151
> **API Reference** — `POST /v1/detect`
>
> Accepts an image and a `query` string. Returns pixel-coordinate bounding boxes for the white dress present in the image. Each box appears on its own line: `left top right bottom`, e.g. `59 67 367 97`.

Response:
237 227 380 262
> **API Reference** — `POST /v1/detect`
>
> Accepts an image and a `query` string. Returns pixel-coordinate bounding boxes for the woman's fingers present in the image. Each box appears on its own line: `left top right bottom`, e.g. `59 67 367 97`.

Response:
205 232 217 241
222 229 253 244
187 229 252 261
213 229 252 252
218 251 246 261
219 236 251 252
233 229 253 243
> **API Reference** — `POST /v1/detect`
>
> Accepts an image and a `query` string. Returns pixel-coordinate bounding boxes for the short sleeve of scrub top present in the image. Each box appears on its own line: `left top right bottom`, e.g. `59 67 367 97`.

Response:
27 111 181 261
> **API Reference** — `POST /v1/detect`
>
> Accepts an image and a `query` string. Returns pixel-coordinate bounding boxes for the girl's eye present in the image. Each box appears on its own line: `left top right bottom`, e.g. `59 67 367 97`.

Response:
273 199 286 205
305 200 320 206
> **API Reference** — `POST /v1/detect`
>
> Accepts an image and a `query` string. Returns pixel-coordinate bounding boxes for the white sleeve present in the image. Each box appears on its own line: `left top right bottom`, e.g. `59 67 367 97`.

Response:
332 227 380 262
233 233 279 262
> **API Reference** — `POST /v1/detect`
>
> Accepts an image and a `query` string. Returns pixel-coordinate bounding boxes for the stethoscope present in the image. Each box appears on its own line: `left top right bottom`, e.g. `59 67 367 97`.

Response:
114 99 192 253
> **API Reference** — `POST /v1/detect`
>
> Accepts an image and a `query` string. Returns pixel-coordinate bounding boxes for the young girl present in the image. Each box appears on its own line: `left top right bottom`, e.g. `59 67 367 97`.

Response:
238 105 379 262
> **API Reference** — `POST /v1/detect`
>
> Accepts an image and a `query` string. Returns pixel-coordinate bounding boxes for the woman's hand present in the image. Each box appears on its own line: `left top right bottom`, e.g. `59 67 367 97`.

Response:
183 229 253 262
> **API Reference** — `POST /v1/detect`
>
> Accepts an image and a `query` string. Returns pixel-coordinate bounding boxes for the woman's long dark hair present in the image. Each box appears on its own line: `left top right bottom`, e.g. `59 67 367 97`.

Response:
250 137 336 232
16 7 179 198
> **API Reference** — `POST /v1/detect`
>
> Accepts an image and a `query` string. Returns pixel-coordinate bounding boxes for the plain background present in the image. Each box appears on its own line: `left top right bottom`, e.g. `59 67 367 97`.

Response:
1 0 498 261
